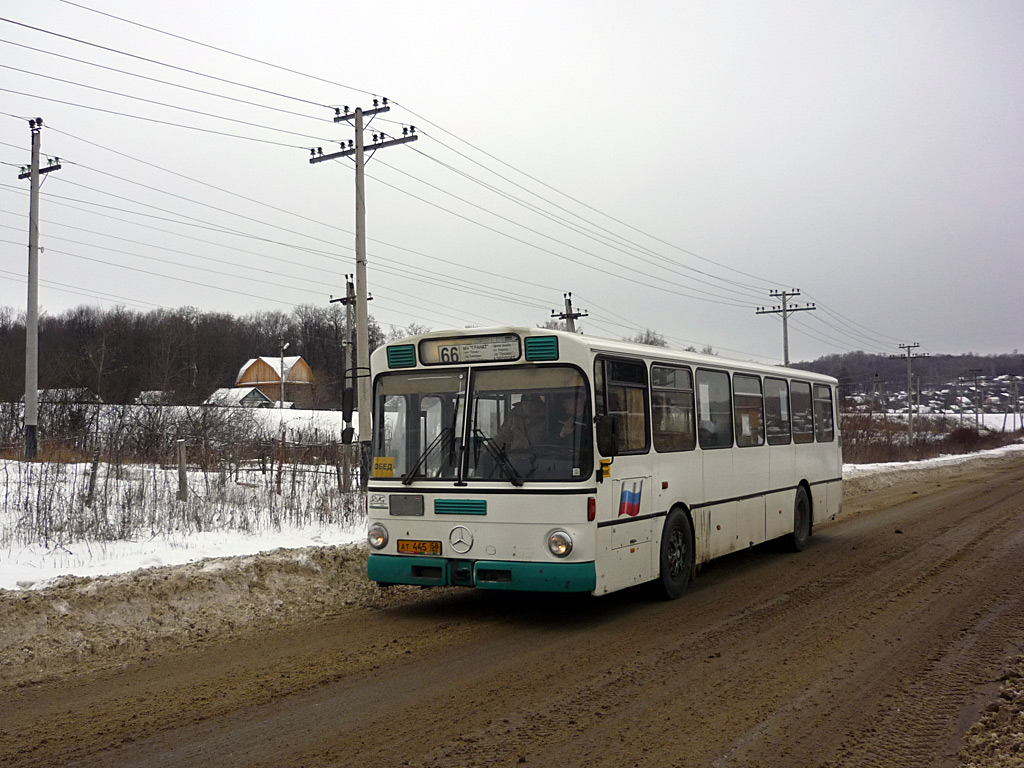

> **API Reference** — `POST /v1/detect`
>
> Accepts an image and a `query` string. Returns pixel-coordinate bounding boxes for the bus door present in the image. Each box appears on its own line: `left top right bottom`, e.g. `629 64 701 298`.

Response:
594 357 654 592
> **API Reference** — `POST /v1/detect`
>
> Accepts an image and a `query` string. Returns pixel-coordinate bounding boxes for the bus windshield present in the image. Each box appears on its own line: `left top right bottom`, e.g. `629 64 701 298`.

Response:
372 366 592 483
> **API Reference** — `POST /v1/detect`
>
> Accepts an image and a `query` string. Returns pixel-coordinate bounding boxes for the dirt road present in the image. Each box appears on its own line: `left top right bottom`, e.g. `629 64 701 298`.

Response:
3 454 1024 768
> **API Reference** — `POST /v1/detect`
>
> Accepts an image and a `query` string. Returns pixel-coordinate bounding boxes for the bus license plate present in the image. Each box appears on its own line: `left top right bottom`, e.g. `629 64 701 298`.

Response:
398 539 442 555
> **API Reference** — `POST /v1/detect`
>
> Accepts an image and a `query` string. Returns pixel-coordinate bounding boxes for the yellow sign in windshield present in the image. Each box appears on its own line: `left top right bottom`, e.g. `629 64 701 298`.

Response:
372 457 395 478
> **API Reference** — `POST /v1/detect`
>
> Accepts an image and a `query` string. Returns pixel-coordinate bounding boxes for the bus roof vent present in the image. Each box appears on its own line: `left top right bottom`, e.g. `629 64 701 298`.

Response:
387 344 416 368
524 335 559 361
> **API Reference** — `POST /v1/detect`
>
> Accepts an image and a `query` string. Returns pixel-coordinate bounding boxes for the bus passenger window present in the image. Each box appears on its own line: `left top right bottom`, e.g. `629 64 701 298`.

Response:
791 381 814 444
733 374 765 447
764 377 791 445
695 369 733 449
596 358 649 454
651 365 696 452
814 384 835 442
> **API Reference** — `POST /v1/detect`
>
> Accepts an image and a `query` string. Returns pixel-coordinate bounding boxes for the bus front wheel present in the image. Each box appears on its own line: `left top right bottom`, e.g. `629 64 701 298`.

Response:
786 486 811 552
656 508 694 600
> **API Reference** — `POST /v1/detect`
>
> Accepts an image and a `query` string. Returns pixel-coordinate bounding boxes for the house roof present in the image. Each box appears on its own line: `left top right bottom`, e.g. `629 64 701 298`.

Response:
236 356 306 384
204 386 274 406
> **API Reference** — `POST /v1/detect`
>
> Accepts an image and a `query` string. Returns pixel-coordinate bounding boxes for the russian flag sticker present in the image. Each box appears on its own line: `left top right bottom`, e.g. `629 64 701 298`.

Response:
618 480 642 517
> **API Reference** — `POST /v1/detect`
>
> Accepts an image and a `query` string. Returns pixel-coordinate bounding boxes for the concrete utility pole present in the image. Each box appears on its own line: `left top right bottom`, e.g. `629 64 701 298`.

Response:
551 292 587 332
310 98 417 490
756 289 815 366
18 118 61 461
329 275 358 443
894 343 921 442
279 338 290 408
969 368 984 429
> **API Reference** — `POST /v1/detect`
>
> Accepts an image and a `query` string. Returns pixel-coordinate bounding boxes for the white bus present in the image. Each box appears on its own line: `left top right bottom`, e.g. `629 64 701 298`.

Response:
366 327 842 598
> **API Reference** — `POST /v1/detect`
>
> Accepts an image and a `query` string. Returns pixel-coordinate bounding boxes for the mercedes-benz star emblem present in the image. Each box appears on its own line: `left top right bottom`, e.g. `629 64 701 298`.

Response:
448 526 473 554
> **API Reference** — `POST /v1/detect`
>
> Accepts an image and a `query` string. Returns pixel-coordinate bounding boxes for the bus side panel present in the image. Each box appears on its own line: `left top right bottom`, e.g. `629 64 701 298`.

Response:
595 519 655 595
765 489 796 540
767 443 796 539
703 450 754 557
693 507 714 566
734 445 768 548
828 479 843 522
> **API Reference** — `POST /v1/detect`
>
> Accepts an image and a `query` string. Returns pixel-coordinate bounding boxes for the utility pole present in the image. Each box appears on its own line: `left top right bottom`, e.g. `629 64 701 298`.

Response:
969 368 984 429
551 292 587 332
756 289 815 366
893 343 921 442
279 337 290 408
311 99 417 490
17 117 61 461
329 275 359 444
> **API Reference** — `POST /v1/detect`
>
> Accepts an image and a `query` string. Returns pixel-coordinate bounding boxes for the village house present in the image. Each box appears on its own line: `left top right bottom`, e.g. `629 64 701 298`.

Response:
204 386 275 408
235 356 314 408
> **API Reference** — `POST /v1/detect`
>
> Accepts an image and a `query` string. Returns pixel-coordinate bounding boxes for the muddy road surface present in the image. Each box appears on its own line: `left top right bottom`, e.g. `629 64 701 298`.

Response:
3 454 1024 768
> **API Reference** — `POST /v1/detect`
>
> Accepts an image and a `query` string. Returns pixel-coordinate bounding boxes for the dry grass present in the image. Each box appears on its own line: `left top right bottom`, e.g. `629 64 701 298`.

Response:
841 412 1020 464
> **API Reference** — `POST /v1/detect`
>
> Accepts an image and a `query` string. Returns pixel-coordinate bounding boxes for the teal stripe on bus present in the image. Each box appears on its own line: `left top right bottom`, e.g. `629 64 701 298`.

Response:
434 499 487 515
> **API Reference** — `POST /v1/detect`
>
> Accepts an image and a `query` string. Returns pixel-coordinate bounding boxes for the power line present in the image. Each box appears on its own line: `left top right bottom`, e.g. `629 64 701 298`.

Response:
407 143 768 303
395 102 780 290
56 0 378 99
0 67 337 144
0 38 336 125
355 160 753 309
0 86 311 149
0 16 335 110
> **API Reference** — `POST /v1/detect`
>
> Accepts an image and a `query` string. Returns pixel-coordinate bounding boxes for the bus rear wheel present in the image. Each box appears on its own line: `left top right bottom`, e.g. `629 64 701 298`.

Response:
656 508 694 600
786 486 811 552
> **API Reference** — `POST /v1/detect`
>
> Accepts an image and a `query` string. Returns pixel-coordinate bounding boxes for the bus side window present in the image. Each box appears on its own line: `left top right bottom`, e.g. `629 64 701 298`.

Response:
595 357 649 454
814 384 835 442
733 374 765 447
651 364 696 452
791 381 814 444
695 369 733 449
764 377 791 445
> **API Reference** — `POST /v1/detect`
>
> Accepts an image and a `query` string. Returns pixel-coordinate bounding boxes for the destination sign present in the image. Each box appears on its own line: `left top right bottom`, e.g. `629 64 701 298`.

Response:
419 334 521 365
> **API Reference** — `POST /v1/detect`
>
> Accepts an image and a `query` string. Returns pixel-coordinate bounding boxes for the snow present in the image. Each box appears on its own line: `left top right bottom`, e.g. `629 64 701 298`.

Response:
1 441 1021 593
841 441 1024 479
0 526 365 592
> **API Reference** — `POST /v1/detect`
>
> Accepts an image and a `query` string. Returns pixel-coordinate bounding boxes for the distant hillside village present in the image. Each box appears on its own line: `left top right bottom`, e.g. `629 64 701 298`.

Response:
844 374 1022 420
793 351 1024 419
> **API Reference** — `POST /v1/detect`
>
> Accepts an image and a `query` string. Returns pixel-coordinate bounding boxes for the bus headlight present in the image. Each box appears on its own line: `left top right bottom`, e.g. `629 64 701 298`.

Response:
547 530 573 558
368 524 389 550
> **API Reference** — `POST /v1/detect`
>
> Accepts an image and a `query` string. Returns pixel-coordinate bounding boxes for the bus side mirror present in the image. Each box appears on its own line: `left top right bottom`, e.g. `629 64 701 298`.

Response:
341 426 355 445
596 414 619 457
342 387 354 422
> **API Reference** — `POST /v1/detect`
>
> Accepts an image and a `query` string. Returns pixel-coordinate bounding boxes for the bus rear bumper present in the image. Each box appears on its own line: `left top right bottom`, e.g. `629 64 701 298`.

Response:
367 554 596 593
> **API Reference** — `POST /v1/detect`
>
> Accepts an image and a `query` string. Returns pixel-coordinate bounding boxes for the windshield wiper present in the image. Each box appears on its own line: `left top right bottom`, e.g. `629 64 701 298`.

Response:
473 428 524 487
401 427 455 485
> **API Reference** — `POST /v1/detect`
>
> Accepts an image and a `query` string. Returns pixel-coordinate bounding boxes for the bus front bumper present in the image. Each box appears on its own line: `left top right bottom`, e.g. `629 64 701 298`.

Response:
367 554 596 593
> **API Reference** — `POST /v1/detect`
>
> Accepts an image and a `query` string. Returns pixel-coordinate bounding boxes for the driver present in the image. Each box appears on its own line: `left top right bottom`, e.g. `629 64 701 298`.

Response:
494 392 547 452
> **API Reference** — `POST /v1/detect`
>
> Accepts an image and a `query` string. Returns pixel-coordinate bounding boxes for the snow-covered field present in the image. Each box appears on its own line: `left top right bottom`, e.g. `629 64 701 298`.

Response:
0 441 1020 592
0 407 365 590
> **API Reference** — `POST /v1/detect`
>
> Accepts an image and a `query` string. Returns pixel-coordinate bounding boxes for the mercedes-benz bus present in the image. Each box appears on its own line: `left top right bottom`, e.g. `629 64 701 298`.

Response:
366 327 842 598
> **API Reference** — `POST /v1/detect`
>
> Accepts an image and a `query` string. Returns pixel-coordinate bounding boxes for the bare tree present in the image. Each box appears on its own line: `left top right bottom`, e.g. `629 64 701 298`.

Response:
630 329 668 347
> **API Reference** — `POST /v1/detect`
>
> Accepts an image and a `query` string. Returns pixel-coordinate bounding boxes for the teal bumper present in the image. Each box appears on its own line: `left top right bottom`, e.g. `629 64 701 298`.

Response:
367 554 596 593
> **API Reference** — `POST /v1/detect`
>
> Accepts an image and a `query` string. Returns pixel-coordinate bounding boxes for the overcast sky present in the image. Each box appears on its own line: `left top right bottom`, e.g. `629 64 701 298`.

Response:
1 0 1022 367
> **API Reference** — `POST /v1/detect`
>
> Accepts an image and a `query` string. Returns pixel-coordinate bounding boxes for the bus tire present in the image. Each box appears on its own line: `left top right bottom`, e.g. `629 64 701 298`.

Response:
786 486 811 552
656 508 694 600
